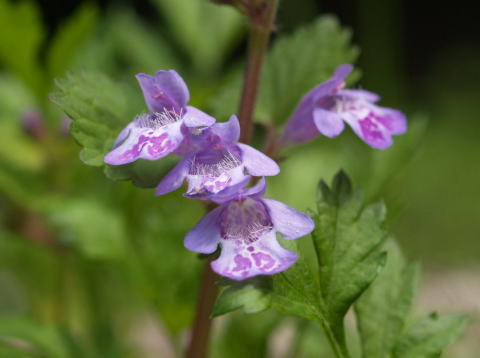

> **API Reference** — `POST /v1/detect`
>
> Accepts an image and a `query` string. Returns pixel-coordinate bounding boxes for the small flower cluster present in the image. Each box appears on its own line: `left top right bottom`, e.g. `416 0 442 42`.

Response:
105 66 406 280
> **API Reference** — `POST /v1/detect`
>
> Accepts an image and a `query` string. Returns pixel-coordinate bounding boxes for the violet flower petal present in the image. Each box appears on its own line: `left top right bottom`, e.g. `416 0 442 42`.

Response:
184 205 223 254
155 155 191 195
313 107 345 138
136 70 189 113
182 106 216 128
241 177 267 198
237 143 280 177
340 89 380 103
262 198 315 240
211 115 240 144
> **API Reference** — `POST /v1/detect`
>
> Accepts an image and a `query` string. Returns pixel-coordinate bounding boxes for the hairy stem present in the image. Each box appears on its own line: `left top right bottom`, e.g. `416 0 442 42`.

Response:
186 2 279 357
238 0 279 143
186 260 219 358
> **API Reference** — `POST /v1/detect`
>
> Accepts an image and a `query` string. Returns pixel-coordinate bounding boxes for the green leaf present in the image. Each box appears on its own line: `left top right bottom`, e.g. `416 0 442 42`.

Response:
47 3 99 79
151 0 244 74
271 240 323 322
393 314 469 358
355 240 420 358
313 171 388 345
0 0 45 96
51 71 133 167
0 316 74 358
73 8 179 77
211 15 360 124
41 198 127 260
212 277 272 317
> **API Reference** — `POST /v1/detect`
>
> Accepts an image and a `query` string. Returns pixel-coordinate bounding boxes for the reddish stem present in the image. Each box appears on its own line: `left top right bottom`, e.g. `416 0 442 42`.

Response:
185 261 219 358
238 0 279 143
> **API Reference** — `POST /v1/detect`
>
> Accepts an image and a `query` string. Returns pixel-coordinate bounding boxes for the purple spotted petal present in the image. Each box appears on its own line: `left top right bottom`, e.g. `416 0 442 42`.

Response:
155 155 191 196
237 143 280 177
262 198 314 240
211 231 298 280
104 115 182 165
211 115 240 144
342 105 407 149
184 205 223 254
136 70 189 113
313 107 345 138
182 106 215 128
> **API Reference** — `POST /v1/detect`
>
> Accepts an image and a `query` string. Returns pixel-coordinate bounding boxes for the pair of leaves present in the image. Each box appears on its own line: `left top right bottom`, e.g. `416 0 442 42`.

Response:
211 15 360 124
214 172 467 358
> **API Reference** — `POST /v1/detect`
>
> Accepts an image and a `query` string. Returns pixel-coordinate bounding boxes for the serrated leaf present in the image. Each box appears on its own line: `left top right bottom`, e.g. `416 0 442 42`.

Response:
211 15 359 124
212 277 272 317
313 171 388 344
271 240 323 322
47 3 98 78
393 314 469 358
51 71 133 166
355 240 420 358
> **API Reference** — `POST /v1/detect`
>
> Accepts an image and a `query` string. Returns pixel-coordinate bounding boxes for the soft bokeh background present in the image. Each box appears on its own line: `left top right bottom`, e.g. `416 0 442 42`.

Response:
0 0 478 357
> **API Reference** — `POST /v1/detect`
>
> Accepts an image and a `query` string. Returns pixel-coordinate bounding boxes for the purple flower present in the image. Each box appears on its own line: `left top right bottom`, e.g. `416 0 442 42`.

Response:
184 178 314 280
155 115 280 199
282 64 407 149
104 70 215 165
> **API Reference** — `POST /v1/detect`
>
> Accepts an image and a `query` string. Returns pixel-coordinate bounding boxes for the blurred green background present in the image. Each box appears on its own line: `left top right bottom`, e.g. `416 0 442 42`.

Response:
0 0 478 357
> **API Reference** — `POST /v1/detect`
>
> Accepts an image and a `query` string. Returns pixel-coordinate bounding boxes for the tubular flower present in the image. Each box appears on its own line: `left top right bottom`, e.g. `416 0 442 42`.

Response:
104 70 215 165
184 178 314 280
282 64 407 149
155 115 280 199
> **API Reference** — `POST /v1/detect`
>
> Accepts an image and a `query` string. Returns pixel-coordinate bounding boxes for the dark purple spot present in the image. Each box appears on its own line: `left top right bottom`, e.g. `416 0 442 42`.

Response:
252 252 276 270
232 254 252 272
359 115 385 143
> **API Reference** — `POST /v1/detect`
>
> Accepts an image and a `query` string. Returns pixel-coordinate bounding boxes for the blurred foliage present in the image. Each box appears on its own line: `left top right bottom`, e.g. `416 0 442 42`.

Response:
0 0 477 357
212 15 360 124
